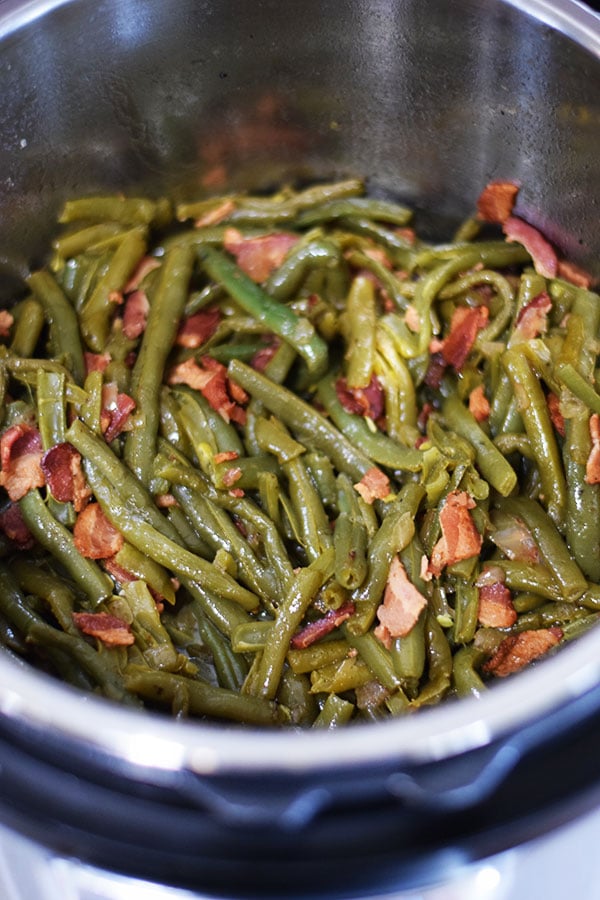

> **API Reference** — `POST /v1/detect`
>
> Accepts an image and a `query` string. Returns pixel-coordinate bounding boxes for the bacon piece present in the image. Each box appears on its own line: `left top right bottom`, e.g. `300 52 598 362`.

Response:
195 198 236 227
73 611 135 647
290 601 355 650
214 450 240 465
84 352 112 374
0 310 14 338
477 181 519 224
429 491 482 577
175 308 221 349
41 442 91 511
0 503 33 548
221 467 242 487
423 353 447 390
482 627 562 677
353 467 391 504
510 291 552 344
585 413 600 485
223 228 299 282
335 375 385 421
100 385 136 443
503 216 558 278
73 502 124 559
124 256 161 293
122 289 150 340
547 393 565 438
440 305 489 372
0 424 45 501
477 581 517 628
168 356 247 425
374 556 428 649
251 340 280 373
468 384 490 422
557 259 593 289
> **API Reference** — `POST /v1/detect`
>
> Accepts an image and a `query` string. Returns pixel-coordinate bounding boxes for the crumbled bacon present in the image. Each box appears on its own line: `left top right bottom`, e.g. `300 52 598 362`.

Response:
41 442 91 511
503 216 558 278
168 356 248 425
482 627 562 677
175 308 221 349
0 503 33 548
122 289 150 340
221 467 242 487
123 256 161 293
73 502 124 559
251 340 280 373
0 423 45 501
428 491 482 577
195 198 236 227
73 611 135 647
374 556 428 648
424 353 447 391
557 259 594 290
511 291 552 343
84 352 111 374
223 228 299 282
290 601 355 650
0 310 14 338
585 413 600 485
353 467 391 504
335 375 385 421
477 581 517 628
468 384 490 422
440 305 489 372
214 450 240 465
547 393 565 438
476 181 519 224
100 385 136 443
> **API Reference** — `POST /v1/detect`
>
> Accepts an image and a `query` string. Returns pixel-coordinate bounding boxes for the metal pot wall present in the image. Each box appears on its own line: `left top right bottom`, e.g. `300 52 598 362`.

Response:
0 1 600 897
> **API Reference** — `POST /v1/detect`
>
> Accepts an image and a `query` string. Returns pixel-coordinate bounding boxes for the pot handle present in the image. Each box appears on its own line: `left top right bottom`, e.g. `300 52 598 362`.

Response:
388 679 600 812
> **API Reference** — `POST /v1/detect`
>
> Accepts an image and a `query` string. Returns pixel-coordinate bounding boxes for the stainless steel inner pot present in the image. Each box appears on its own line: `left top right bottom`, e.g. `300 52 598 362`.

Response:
0 0 600 896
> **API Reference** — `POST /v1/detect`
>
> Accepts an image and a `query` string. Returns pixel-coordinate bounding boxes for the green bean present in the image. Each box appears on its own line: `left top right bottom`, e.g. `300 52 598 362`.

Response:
342 275 377 389
452 645 486 698
198 245 328 378
59 195 171 228
228 359 375 481
563 412 600 581
283 455 333 563
124 244 194 481
245 548 335 700
442 393 517 496
80 226 147 352
312 693 355 728
27 270 86 384
287 638 350 674
502 346 566 525
496 497 588 601
9 296 45 358
192 607 247 690
348 483 425 635
124 667 283 725
265 237 344 301
79 458 260 610
18 489 113 606
315 376 423 473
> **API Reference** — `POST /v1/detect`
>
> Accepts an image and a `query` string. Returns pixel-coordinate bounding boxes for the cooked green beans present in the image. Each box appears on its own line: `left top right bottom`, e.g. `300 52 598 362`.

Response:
0 178 596 727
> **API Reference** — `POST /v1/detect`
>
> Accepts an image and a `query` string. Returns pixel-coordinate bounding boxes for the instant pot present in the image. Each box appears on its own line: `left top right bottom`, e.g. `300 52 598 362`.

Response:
0 1 600 898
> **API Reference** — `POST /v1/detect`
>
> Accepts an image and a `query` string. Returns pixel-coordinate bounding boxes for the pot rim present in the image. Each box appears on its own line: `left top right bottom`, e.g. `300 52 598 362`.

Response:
0 622 599 776
0 0 599 778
